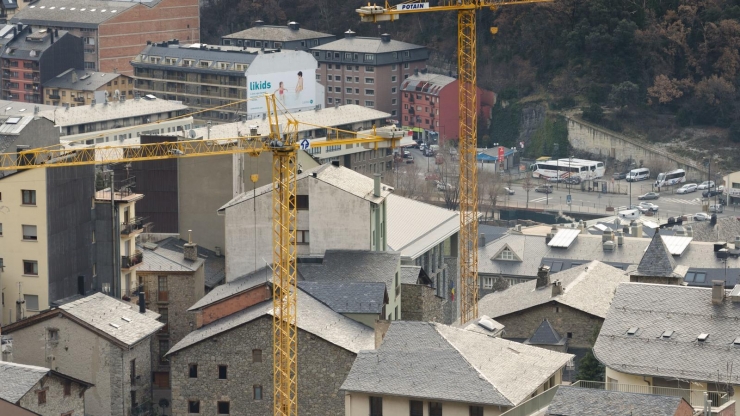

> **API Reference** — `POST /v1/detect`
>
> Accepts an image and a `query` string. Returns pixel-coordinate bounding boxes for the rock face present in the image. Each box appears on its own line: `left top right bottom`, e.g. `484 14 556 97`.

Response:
519 102 547 146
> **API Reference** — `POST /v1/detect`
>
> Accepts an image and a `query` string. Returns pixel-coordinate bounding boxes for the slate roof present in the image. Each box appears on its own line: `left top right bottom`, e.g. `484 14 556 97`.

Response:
401 73 456 95
341 321 573 406
0 362 49 403
297 250 400 291
399 265 422 284
634 231 684 278
457 315 505 337
155 237 225 288
42 69 123 91
525 319 566 346
546 386 687 416
311 36 426 54
594 283 740 384
478 260 630 320
386 193 460 259
169 289 374 355
137 244 205 274
297 281 386 314
187 266 271 311
690 216 740 243
10 0 138 28
59 293 163 347
41 97 187 127
223 25 335 42
1 29 71 61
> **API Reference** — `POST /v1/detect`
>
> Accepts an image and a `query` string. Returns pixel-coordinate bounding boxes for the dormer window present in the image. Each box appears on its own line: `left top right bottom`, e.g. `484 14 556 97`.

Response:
500 248 514 261
661 330 674 339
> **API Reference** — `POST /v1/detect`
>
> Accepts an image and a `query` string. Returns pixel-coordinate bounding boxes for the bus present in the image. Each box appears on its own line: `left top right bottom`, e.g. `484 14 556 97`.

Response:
654 169 686 188
558 158 605 178
531 158 605 181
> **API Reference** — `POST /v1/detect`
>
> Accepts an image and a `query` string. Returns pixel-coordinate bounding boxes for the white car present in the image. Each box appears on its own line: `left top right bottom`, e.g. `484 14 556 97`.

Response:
676 183 697 194
693 212 710 221
697 181 715 190
709 204 724 213
636 202 659 213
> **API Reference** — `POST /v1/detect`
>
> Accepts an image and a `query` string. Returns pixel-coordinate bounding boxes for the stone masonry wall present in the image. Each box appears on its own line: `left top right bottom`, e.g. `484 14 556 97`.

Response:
109 339 154 416
443 256 458 324
495 302 603 348
400 284 445 323
170 315 356 416
17 373 86 416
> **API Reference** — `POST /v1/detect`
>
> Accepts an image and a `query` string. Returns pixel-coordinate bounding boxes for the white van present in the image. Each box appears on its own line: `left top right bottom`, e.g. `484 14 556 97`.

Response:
626 168 650 182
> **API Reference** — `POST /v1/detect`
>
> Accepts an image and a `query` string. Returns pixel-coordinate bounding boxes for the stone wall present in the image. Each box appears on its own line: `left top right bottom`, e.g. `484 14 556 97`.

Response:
169 315 357 416
495 302 602 349
400 284 446 323
443 256 458 324
110 339 155 416
17 373 86 416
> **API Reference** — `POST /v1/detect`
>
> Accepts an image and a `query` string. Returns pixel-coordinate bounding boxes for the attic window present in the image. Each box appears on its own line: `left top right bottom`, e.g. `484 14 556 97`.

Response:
698 333 709 342
109 323 120 329
499 248 514 261
121 317 132 322
627 327 639 336
661 330 674 339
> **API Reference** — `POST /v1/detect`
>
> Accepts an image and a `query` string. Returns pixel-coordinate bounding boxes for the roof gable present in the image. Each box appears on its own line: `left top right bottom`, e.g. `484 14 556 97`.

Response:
491 243 523 262
525 319 564 345
0 362 48 403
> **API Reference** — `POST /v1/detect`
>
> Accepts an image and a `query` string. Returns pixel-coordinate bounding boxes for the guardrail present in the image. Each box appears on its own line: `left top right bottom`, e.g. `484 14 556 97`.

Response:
572 380 729 408
500 385 559 416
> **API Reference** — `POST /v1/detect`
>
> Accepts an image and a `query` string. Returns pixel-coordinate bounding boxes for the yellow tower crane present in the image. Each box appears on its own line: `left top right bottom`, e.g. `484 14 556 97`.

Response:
1 94 409 416
357 0 550 324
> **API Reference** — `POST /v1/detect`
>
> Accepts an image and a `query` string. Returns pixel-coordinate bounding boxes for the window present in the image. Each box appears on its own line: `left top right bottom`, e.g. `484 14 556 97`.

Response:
217 401 230 415
499 248 514 260
189 364 198 378
24 294 39 310
365 78 374 84
159 308 168 332
63 380 72 396
297 230 310 244
158 276 168 301
315 74 321 81
23 260 38 276
364 54 374 61
392 99 397 105
469 406 484 416
555 306 561 313
366 66 374 72
253 385 263 400
218 365 228 379
21 189 36 205
410 400 423 416
252 349 262 363
482 276 493 289
567 332 573 339
365 101 375 108
345 52 352 60
48 328 59 342
365 89 375 95
328 98 333 104
355 88 360 94
22 225 37 241
370 396 383 416
334 52 341 59
188 400 200 413
0 223 2 236
347 76 353 82
346 87 352 94
355 76 360 82
37 389 46 405
392 76 397 82
392 64 397 71
684 271 707 283
404 63 410 69
429 402 442 416
159 340 169 364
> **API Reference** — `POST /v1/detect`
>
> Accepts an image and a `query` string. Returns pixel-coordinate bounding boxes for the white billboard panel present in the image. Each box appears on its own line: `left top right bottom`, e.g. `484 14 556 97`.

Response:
247 69 316 114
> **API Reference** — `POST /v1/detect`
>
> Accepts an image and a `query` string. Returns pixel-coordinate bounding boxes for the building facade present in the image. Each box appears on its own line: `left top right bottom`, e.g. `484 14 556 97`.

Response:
310 32 429 117
0 362 91 416
10 0 200 74
221 21 336 51
42 69 134 107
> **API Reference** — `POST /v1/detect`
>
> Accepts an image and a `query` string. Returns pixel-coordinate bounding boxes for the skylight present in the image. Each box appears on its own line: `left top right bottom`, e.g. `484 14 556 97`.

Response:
734 337 740 346
109 323 120 329
627 327 639 336
5 117 21 124
121 317 132 322
661 330 674 339
698 333 709 342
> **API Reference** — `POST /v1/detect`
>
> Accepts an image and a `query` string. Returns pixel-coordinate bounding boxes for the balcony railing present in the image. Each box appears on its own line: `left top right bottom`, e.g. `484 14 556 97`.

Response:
572 380 729 408
500 385 559 416
122 251 143 269
121 217 145 235
130 400 153 416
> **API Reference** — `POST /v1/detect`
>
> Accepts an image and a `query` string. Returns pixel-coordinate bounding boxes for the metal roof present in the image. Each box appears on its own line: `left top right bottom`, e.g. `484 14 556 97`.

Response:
401 73 456 95
10 0 138 28
310 36 426 54
386 193 460 259
43 69 124 91
548 229 581 248
39 97 187 127
660 235 692 256
223 24 335 42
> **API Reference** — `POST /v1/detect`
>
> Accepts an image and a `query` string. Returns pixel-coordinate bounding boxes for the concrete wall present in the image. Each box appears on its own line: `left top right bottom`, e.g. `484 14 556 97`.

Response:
170 315 356 416
38 33 84 84
308 177 372 255
17 373 86 416
344 393 506 416
495 302 602 348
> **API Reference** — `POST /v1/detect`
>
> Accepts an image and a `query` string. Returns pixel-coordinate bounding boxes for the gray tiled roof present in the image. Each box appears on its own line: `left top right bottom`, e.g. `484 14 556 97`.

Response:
169 289 374 355
134 43 260 67
478 260 630 319
43 69 123 91
399 265 422 284
546 386 685 416
594 283 740 383
635 231 678 277
60 293 163 347
297 281 386 314
223 25 334 42
187 267 271 311
298 250 400 291
690 216 740 243
137 244 205 273
341 321 573 406
0 362 48 403
40 97 187 127
156 237 225 288
525 319 565 346
10 0 137 28
311 36 426 54
1 29 71 61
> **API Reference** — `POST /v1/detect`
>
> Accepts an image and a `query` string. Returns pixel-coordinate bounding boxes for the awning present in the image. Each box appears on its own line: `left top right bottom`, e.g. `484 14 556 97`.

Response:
410 127 424 133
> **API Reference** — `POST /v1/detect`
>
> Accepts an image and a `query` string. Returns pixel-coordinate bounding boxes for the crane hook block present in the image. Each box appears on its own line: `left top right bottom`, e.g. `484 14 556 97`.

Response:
490 27 499 35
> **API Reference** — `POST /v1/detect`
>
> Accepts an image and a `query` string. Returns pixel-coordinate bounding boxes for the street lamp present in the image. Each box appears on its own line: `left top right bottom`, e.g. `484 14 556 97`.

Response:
554 143 560 190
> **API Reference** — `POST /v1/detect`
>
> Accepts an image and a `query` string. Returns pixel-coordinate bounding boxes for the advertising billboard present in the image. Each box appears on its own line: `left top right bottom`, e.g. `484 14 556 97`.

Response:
247 69 316 114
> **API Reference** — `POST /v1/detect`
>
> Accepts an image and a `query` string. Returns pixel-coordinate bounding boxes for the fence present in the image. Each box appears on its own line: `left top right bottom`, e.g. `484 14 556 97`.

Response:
499 385 560 416
572 380 729 408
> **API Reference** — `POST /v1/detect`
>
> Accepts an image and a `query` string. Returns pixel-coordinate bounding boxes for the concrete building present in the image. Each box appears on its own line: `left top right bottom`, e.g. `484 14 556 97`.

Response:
545 386 697 416
0 100 59 169
10 0 200 74
221 21 336 51
401 73 495 143
218 164 390 280
723 171 740 206
310 31 429 117
0 361 92 416
132 43 321 122
134 236 205 390
1 27 83 104
0 166 95 325
341 321 573 416
167 286 373 416
594 282 740 414
1 293 164 416
42 69 134 107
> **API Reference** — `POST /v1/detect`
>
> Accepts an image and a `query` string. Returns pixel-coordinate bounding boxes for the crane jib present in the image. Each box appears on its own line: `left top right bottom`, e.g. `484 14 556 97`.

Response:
396 2 430 10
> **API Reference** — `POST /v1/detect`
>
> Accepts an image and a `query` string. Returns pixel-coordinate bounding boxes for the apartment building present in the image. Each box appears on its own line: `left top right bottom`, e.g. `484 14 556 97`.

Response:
221 21 336 51
1 26 82 104
310 31 429 117
0 100 58 167
42 69 134 107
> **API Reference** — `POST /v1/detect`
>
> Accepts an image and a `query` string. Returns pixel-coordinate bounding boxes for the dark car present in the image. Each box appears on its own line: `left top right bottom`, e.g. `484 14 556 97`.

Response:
703 189 722 198
612 171 628 180
564 176 582 185
637 192 660 200
535 184 553 193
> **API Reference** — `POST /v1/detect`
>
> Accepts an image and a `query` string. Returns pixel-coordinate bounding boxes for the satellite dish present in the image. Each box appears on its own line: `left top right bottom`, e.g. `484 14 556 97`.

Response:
189 130 196 139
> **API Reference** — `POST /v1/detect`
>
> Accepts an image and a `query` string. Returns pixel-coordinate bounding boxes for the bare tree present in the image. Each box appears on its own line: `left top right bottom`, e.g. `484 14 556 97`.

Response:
389 162 427 200
522 173 536 208
479 169 503 220
438 141 460 210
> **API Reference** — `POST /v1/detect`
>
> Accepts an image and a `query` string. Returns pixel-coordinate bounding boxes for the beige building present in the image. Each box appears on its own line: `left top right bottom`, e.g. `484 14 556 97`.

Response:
723 170 740 205
0 361 91 416
42 69 135 107
2 293 164 416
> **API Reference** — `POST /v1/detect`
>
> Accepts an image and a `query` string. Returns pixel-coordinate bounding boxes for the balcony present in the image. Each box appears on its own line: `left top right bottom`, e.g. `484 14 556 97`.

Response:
121 217 145 235
48 93 61 99
74 96 85 103
121 251 143 269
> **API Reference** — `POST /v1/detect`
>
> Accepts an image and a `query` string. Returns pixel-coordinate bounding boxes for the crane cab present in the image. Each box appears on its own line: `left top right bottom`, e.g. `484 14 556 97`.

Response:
356 4 397 22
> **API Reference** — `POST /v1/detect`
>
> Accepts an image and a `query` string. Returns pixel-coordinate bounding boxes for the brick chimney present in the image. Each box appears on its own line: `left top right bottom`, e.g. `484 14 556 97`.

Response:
183 229 198 262
536 265 551 289
712 280 725 305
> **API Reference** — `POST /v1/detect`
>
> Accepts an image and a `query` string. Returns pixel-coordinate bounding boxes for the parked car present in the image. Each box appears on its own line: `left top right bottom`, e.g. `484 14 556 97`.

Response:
637 202 659 213
702 189 722 198
547 177 565 183
535 184 553 193
436 181 454 191
504 187 515 195
693 212 710 221
564 176 582 185
697 181 715 190
402 150 411 158
709 204 724 213
637 192 660 200
676 183 698 194
612 171 628 180
405 156 414 164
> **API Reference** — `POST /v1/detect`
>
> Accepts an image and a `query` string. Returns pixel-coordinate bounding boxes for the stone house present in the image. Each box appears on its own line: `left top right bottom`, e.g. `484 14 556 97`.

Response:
594 282 740 415
135 235 205 390
297 281 388 328
166 289 374 416
0 361 92 416
341 321 573 416
1 293 164 416
477 260 630 349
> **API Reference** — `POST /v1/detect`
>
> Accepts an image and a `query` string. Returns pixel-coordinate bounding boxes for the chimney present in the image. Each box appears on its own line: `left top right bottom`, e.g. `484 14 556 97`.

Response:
735 236 740 249
71 71 78 83
712 280 725 305
536 265 551 289
54 29 59 37
602 229 614 242
373 173 381 197
288 21 300 31
16 23 22 33
374 319 391 348
344 29 356 38
551 280 562 297
630 220 642 238
686 225 693 238
545 225 557 244
254 20 265 26
138 286 146 313
380 33 391 43
478 233 486 248
77 275 85 296
603 240 615 251
183 230 198 262
616 230 624 246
